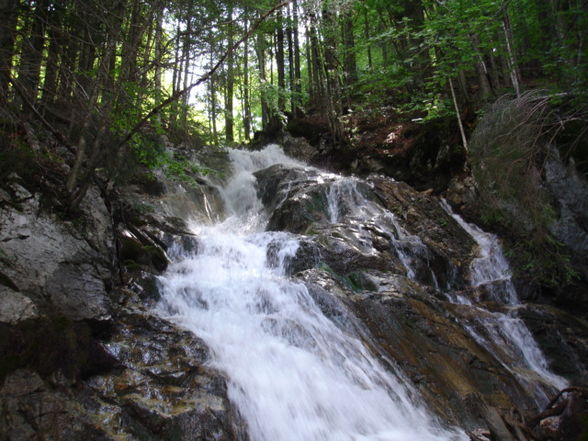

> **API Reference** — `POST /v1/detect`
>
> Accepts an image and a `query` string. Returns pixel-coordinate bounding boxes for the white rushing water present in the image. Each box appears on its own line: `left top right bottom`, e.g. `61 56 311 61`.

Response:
440 200 568 398
325 176 428 280
157 145 466 441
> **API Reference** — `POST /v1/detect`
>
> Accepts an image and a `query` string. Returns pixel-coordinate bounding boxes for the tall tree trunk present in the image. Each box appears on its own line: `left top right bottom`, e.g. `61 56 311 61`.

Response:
449 77 468 152
304 23 314 104
308 22 323 108
41 5 64 109
209 44 218 144
153 4 164 96
342 11 357 88
363 8 373 72
0 0 19 104
292 0 302 117
242 16 252 140
470 34 493 99
181 9 192 128
17 0 49 111
120 0 143 84
255 27 269 129
276 8 286 114
224 4 235 143
322 7 344 143
287 5 295 116
502 13 521 96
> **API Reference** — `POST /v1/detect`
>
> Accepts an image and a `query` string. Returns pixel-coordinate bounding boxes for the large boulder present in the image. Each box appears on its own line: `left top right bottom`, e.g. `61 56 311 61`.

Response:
297 268 537 433
0 178 112 321
0 313 243 441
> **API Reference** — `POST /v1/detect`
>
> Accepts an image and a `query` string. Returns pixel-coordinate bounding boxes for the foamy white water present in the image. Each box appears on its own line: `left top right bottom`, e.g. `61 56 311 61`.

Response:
440 200 568 397
157 145 466 441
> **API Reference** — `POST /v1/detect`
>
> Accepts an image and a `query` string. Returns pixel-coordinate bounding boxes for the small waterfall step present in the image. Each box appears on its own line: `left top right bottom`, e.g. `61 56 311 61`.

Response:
440 199 568 403
157 145 466 441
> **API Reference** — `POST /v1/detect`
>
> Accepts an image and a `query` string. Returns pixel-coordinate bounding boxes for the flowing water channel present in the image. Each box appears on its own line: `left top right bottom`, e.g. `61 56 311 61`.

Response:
156 145 562 440
440 201 568 403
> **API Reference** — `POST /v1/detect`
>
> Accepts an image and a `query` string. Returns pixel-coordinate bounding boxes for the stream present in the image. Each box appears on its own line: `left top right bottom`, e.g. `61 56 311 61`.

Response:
156 145 563 441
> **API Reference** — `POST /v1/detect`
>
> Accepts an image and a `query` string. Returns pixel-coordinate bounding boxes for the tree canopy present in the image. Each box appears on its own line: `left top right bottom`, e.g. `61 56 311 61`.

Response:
1 0 586 206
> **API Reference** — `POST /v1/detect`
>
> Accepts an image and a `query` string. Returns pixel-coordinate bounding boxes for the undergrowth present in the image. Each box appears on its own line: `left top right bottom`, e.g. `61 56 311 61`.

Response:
470 91 580 288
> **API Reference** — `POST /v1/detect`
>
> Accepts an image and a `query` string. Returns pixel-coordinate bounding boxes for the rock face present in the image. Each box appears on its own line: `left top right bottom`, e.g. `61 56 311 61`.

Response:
2 145 587 441
0 179 111 321
544 146 588 276
0 171 242 441
253 160 588 437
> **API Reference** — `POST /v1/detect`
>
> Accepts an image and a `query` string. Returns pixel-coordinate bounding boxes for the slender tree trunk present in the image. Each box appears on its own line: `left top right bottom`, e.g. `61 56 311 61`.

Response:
255 27 269 129
363 8 373 72
209 44 218 144
154 4 164 95
449 77 468 152
305 23 314 103
342 11 357 88
17 0 49 111
224 4 235 143
0 0 19 103
276 8 286 114
243 17 251 140
502 13 521 96
309 22 323 108
292 0 302 117
41 6 63 108
287 5 295 116
470 34 493 99
181 12 192 128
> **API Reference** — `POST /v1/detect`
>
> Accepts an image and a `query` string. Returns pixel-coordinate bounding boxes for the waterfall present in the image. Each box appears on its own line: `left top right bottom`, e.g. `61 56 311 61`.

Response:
440 200 568 401
325 176 429 280
157 145 466 441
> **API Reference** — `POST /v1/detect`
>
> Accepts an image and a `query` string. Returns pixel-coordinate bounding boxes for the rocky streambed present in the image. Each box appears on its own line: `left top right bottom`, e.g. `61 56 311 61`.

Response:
1 143 586 441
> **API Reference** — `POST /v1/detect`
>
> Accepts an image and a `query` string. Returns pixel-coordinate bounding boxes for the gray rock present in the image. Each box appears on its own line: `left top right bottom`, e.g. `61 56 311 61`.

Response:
0 288 38 324
545 145 588 262
0 190 111 320
0 369 109 441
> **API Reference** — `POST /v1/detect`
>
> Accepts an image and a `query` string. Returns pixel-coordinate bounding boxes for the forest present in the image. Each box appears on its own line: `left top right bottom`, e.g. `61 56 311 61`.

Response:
2 1 588 440
2 0 587 193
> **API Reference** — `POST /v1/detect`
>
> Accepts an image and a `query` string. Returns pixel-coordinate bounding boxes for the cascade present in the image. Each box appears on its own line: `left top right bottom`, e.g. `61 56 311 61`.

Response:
325 175 429 281
157 145 466 441
440 200 568 402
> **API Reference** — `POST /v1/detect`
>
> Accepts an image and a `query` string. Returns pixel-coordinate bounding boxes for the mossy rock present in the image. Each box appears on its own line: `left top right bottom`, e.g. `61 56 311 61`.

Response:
120 237 168 272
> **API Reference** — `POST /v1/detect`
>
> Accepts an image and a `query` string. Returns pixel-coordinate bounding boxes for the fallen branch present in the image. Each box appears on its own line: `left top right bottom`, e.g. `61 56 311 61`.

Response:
526 387 588 429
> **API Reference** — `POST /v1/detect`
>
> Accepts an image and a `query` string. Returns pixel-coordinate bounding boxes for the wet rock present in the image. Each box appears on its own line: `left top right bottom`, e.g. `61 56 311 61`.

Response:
313 224 402 276
0 369 110 441
83 312 242 441
119 234 169 272
445 174 478 211
280 133 319 163
518 304 588 385
297 268 537 431
529 388 588 441
0 315 118 383
255 164 335 234
370 176 476 288
127 272 162 305
544 146 588 284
